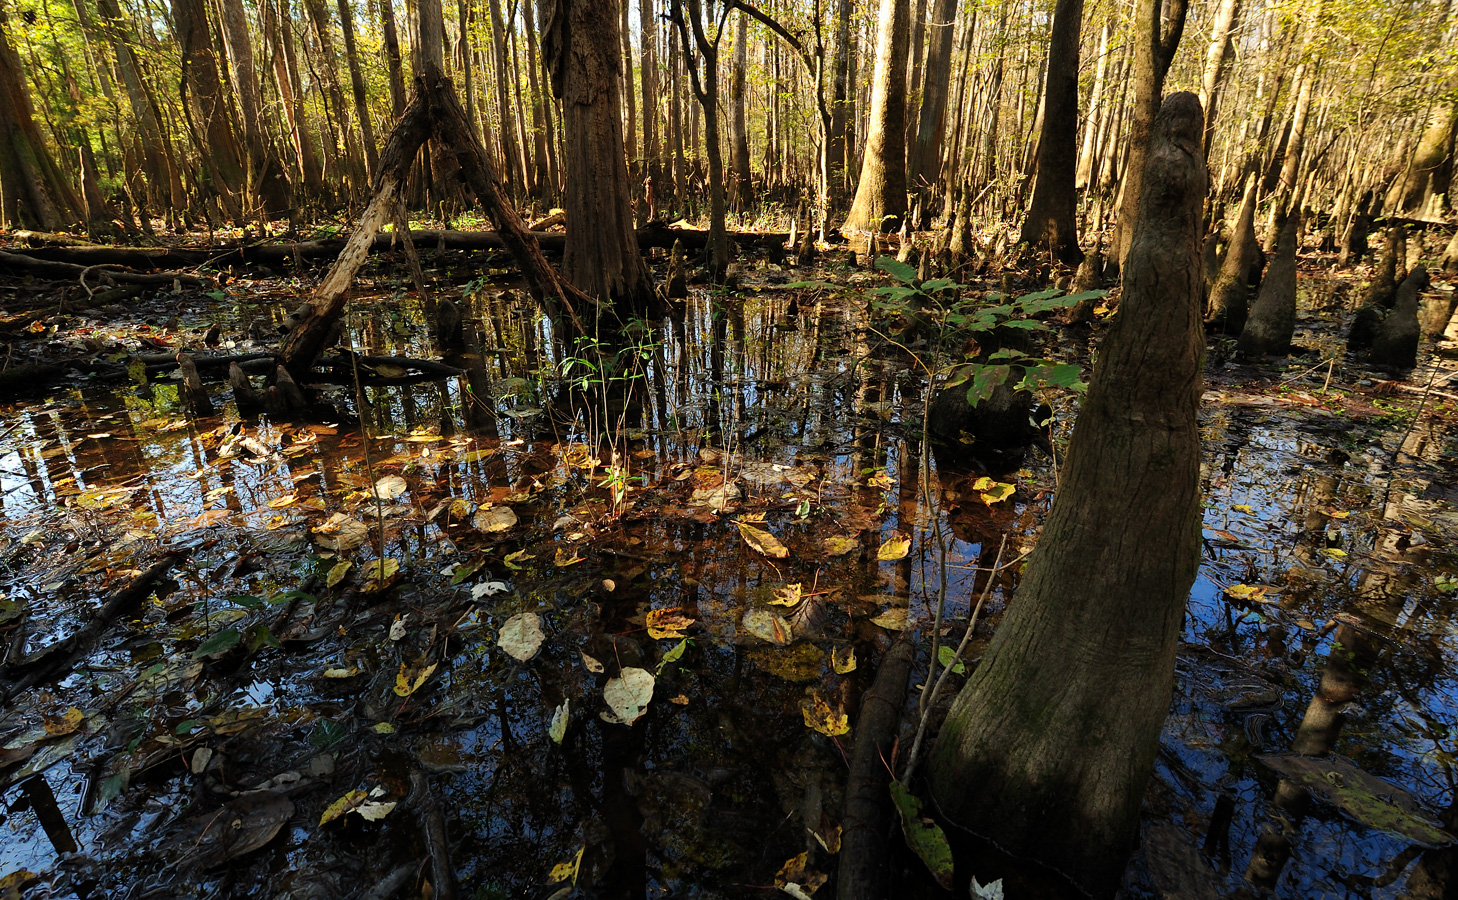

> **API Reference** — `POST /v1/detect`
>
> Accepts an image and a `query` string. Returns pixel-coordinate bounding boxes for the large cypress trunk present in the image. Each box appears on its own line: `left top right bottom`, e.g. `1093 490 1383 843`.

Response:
1238 203 1301 357
174 0 247 218
928 94 1207 897
543 0 658 312
0 8 82 230
843 0 909 233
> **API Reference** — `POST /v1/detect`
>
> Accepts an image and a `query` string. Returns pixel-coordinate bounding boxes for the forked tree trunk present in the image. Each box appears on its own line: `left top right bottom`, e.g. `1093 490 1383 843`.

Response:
1016 0 1084 262
844 0 909 234
928 93 1207 898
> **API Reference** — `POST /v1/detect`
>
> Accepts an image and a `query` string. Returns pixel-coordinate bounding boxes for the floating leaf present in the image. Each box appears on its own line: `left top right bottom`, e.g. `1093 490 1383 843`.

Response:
1257 754 1455 847
372 722 395 734
878 532 911 561
362 558 400 592
832 646 857 674
322 666 362 678
503 549 534 570
393 661 438 697
1224 583 1270 602
1323 548 1348 561
471 581 511 600
372 475 408 500
870 608 909 631
646 607 694 639
267 493 298 509
473 506 518 533
775 850 828 898
548 699 569 744
549 846 585 884
314 514 369 551
601 668 655 725
890 780 954 888
498 612 545 661
194 627 242 659
971 877 1005 899
937 645 966 675
581 651 605 673
325 560 353 589
657 639 688 675
823 535 858 557
971 476 1014 504
555 547 585 566
356 799 397 821
389 615 408 641
41 707 85 737
802 692 849 737
739 522 790 558
743 609 793 645
449 559 484 585
1232 503 1256 514
772 583 804 607
320 790 368 825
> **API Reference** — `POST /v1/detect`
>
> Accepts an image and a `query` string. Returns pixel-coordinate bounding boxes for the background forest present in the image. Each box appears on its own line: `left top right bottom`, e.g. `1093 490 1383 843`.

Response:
0 0 1453 249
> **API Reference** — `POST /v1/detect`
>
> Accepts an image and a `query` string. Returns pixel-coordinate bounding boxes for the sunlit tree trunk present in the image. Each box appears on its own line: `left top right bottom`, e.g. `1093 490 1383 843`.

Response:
487 0 521 196
639 0 660 187
1016 0 1084 262
1197 0 1241 154
93 0 179 214
218 0 293 214
671 0 729 275
844 0 909 234
908 0 957 225
729 9 753 211
543 0 657 309
1074 18 1110 191
1107 0 1189 274
304 0 368 193
337 0 379 178
377 0 408 117
263 0 325 199
826 0 852 210
0 5 81 229
522 0 553 200
174 0 246 219
930 94 1206 897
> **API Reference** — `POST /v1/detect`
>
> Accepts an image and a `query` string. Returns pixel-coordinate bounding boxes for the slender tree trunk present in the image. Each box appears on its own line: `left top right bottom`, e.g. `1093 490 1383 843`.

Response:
639 0 660 186
523 0 552 200
218 0 293 214
929 95 1207 898
1198 0 1241 154
620 0 636 179
94 0 178 212
264 0 325 199
486 0 521 196
1075 18 1110 191
305 0 368 193
670 0 729 275
908 0 957 224
337 0 379 178
174 0 246 218
729 9 753 211
1392 71 1458 216
377 0 408 118
542 0 658 310
1108 0 1189 274
827 0 852 210
1016 0 1084 262
844 0 910 234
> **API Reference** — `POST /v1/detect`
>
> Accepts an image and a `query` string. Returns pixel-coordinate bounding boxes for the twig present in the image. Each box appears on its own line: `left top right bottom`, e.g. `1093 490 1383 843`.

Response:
901 537 1014 786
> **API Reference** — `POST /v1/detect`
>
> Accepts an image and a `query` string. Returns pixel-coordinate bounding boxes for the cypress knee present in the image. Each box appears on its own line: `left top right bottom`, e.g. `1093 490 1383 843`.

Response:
928 93 1207 897
1368 265 1427 372
1238 205 1301 357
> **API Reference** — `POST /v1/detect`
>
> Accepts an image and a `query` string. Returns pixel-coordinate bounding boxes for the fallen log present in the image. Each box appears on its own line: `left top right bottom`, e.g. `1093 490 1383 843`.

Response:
0 249 205 287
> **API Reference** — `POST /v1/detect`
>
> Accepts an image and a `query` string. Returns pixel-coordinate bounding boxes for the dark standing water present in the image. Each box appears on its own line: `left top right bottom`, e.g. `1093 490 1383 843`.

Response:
2 270 1457 899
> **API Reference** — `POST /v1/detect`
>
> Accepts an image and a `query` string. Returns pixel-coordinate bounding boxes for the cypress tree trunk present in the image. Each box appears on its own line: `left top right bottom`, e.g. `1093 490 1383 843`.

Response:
1015 0 1084 262
729 10 753 211
826 0 852 210
908 0 958 224
929 94 1207 897
1205 166 1259 333
336 0 379 178
1197 0 1241 154
263 0 325 200
0 7 82 230
639 0 660 187
843 0 909 234
377 0 408 117
174 0 247 218
543 0 658 310
1238 202 1301 357
218 0 293 213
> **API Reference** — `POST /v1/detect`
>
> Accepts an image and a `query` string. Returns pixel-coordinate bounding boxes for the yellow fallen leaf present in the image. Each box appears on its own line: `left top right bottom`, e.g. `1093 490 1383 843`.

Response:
742 609 793 645
42 707 85 736
739 522 789 558
267 493 298 509
549 846 585 884
1232 503 1256 514
320 790 368 825
802 692 849 737
394 661 438 697
971 477 1015 504
878 532 911 561
823 535 858 556
555 546 584 566
1224 583 1269 602
646 607 695 639
832 646 856 674
771 583 804 607
326 560 353 589
362 558 400 592
871 608 909 630
1322 548 1348 561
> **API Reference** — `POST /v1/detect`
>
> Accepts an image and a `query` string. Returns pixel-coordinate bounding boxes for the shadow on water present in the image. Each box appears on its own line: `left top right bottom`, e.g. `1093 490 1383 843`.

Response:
0 274 1456 899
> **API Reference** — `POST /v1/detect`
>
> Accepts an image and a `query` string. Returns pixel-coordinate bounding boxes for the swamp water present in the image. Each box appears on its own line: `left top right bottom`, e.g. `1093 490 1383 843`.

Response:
1 274 1457 899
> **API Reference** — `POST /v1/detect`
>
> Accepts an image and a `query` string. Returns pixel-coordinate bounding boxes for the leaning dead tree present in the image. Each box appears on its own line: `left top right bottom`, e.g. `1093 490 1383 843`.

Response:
278 72 592 385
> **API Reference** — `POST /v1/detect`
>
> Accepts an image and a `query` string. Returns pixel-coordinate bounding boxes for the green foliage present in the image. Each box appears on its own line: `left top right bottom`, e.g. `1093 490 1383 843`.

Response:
868 256 1100 408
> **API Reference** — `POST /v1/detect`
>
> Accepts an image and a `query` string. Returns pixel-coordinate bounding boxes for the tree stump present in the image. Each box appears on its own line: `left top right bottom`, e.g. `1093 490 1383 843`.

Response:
928 93 1207 897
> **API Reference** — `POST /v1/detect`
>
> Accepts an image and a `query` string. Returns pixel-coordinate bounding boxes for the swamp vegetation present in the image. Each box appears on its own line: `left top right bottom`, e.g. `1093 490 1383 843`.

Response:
2 0 1458 897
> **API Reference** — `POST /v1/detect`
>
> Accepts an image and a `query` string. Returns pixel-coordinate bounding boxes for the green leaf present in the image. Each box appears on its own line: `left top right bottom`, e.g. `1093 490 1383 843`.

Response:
967 365 1012 407
890 780 954 888
193 627 241 659
656 638 689 675
245 624 281 652
874 256 918 285
270 590 317 605
937 645 966 675
918 277 957 293
226 594 265 609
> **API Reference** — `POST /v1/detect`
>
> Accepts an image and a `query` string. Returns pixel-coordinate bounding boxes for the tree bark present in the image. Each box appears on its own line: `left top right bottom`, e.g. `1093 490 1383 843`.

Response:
827 0 852 210
542 0 658 310
929 94 1206 897
1238 201 1301 356
1107 0 1189 274
844 0 910 233
1015 0 1085 262
639 0 660 187
729 10 753 210
669 0 730 276
264 0 326 199
1197 0 1241 154
304 0 368 193
1075 18 1111 191
218 0 293 213
337 0 380 178
377 0 408 117
1205 166 1259 333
